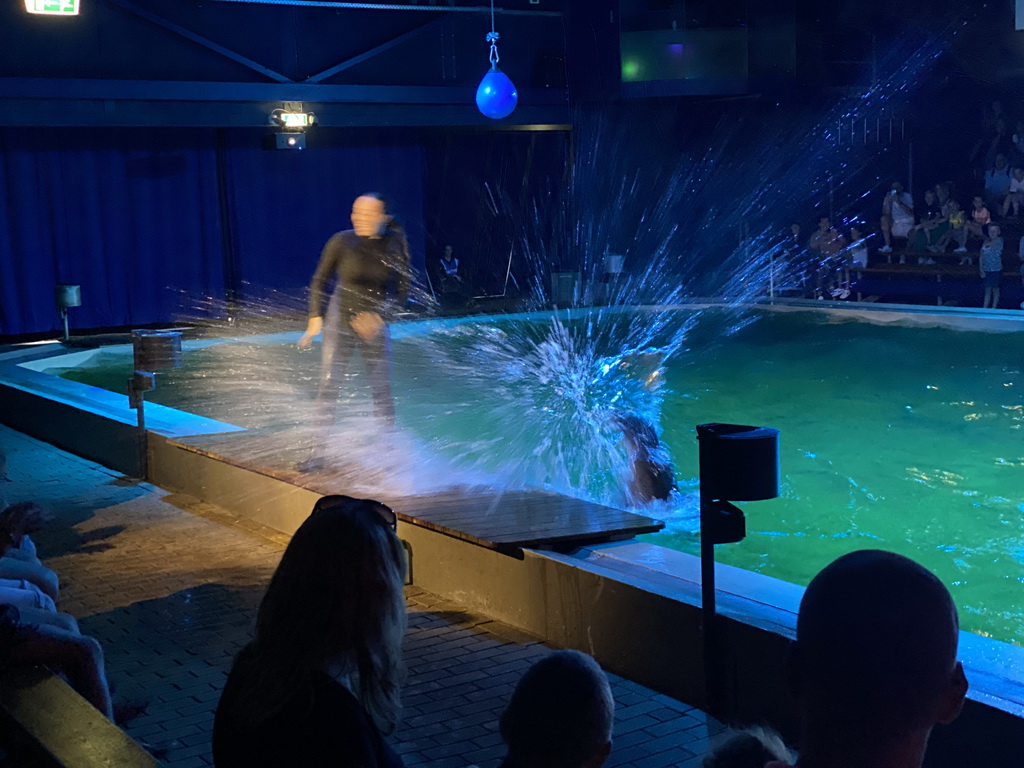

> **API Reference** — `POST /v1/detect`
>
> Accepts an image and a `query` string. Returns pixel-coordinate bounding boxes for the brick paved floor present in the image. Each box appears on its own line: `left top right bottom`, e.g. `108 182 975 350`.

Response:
0 423 721 768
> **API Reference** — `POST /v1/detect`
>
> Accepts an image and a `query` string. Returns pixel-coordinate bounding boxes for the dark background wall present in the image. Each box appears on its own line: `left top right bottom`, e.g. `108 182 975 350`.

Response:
2 0 1023 335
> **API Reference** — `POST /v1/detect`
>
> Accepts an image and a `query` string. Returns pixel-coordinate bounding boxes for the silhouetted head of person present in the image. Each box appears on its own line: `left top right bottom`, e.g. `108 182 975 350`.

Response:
500 650 614 768
703 726 793 768
791 550 967 752
253 495 406 733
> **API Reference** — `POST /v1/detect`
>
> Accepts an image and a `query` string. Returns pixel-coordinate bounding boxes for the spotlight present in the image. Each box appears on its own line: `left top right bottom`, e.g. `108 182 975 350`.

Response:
54 284 81 342
275 133 306 150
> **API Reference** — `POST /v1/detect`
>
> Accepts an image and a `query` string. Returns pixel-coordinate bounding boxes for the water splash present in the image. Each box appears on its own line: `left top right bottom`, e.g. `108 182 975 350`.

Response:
123 37 949 511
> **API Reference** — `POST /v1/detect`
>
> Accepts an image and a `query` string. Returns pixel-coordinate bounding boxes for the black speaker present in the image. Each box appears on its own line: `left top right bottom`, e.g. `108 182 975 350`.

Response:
697 423 780 501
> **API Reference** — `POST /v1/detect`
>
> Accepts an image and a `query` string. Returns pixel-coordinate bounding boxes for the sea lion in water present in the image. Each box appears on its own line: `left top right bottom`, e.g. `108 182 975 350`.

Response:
612 412 676 503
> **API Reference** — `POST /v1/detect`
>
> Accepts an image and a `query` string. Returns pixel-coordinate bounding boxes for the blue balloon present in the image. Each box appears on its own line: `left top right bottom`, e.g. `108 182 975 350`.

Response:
476 65 518 119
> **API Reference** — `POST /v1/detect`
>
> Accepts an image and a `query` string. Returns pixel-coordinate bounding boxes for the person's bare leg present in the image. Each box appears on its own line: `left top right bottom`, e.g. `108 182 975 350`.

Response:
882 214 893 247
993 287 1000 308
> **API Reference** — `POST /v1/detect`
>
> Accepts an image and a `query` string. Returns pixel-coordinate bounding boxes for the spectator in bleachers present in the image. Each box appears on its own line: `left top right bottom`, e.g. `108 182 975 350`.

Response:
848 225 868 269
807 217 846 298
980 224 1004 309
935 182 953 215
784 550 967 768
963 196 993 263
909 189 945 256
702 727 794 768
1012 120 1024 163
213 495 407 768
984 154 1012 207
932 199 968 255
498 650 614 768
1001 167 1024 218
879 182 914 258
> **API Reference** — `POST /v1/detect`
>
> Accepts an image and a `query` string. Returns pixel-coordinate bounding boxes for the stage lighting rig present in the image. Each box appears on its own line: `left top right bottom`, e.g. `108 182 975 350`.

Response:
270 103 315 150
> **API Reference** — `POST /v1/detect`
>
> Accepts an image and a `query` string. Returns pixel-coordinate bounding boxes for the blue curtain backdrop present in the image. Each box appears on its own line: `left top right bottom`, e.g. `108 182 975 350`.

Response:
0 129 425 336
223 138 425 307
0 128 225 335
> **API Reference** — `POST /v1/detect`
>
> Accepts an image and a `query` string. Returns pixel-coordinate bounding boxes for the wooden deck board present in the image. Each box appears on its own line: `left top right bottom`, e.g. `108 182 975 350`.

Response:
171 428 665 551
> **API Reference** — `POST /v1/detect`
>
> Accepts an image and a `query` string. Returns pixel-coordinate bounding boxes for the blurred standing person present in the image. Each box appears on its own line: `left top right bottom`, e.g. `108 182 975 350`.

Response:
879 182 914 261
807 217 846 300
298 194 411 470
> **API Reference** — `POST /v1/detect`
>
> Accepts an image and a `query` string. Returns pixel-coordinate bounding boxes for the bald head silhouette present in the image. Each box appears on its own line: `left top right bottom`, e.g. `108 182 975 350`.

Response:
792 550 967 756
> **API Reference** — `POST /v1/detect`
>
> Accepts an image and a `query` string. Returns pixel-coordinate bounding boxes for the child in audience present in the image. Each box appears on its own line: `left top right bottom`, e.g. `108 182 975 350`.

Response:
932 199 967 255
909 189 945 254
980 224 1004 309
703 726 794 768
1001 167 1024 217
879 182 914 259
962 196 992 263
498 650 614 768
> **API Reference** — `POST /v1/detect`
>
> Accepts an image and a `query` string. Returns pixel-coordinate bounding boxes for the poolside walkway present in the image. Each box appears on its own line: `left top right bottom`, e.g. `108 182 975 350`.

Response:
0 422 721 768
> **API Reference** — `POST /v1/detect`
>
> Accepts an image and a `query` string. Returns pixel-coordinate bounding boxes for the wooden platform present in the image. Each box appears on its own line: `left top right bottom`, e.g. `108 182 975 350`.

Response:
170 427 665 553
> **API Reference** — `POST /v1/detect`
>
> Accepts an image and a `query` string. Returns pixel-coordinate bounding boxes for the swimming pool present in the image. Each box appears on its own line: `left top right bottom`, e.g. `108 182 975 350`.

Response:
38 305 1024 645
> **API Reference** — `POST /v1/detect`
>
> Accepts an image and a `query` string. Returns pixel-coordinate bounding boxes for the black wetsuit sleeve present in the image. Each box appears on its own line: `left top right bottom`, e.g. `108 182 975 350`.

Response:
308 234 343 320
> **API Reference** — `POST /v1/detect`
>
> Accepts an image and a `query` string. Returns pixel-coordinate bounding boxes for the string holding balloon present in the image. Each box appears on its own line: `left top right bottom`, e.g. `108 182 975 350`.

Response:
475 2 518 120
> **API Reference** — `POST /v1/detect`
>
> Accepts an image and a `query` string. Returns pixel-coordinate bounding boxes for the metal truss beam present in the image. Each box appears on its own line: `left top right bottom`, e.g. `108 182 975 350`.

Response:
208 0 560 16
0 78 567 105
304 14 448 83
102 0 294 83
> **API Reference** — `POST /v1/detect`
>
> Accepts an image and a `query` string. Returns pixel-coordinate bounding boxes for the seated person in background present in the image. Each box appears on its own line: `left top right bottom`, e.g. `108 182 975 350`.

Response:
847 225 869 269
782 550 967 768
980 223 1004 309
909 189 946 256
702 727 794 768
879 182 914 257
984 153 1012 207
962 195 993 263
806 217 846 297
932 199 967 254
499 650 614 768
611 412 676 504
1001 167 1024 217
214 495 407 768
439 244 460 284
0 603 114 719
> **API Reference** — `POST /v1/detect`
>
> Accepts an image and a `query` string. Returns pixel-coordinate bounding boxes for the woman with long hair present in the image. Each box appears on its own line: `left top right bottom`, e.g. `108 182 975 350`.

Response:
213 496 407 767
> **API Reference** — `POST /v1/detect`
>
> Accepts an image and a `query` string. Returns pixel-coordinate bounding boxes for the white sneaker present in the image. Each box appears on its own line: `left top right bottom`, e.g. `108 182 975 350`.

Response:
879 245 893 253
955 247 967 253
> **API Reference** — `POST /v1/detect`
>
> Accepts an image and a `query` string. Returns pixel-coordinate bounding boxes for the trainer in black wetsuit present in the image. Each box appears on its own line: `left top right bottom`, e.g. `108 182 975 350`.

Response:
299 194 410 430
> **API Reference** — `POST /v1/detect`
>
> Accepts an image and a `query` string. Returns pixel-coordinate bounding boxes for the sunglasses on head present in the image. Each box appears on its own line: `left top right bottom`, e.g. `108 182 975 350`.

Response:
313 495 397 532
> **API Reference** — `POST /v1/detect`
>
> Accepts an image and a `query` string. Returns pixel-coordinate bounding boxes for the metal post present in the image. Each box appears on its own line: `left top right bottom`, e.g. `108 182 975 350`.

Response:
908 142 914 196
700 494 721 717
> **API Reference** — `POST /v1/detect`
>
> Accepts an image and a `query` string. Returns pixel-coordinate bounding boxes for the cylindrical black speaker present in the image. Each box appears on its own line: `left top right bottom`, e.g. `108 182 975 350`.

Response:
697 423 780 501
55 285 82 310
132 330 182 373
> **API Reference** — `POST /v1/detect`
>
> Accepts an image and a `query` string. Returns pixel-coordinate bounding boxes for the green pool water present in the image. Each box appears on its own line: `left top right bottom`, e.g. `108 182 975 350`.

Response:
53 309 1024 645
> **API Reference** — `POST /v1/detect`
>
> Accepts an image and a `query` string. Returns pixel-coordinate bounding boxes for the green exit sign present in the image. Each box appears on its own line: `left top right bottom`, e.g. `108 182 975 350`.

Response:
25 0 79 15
